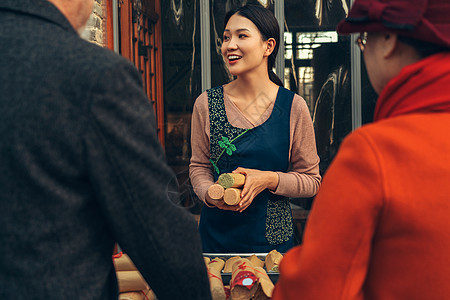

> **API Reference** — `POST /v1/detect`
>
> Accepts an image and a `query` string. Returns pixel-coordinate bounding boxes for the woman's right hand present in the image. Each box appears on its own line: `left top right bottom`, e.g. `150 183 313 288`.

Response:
205 189 240 211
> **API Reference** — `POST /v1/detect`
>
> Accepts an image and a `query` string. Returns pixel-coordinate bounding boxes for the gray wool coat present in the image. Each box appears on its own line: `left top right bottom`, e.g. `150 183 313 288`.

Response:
0 0 211 299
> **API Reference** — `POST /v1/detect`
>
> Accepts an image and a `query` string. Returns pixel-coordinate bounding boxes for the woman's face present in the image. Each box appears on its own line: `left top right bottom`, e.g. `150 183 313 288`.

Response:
221 14 269 77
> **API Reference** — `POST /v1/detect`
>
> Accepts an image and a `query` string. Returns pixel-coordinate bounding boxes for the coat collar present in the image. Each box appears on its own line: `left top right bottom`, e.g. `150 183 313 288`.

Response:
0 0 76 34
374 52 450 121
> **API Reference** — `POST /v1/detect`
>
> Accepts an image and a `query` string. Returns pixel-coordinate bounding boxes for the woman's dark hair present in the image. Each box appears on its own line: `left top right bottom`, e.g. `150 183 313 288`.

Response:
398 36 449 58
224 4 284 86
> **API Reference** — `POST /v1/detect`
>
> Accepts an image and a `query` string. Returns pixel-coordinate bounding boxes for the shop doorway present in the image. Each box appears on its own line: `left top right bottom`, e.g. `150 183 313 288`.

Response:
107 0 165 146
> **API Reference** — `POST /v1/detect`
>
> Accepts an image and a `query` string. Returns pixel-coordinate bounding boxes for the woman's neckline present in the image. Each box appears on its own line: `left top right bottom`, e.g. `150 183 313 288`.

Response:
221 85 282 130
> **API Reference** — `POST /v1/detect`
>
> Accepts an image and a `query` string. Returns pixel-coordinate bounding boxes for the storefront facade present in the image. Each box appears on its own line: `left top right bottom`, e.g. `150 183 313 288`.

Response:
87 0 378 234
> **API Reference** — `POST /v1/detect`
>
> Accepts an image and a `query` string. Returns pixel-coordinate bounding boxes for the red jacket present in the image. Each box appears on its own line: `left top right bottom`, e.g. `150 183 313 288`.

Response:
274 53 450 300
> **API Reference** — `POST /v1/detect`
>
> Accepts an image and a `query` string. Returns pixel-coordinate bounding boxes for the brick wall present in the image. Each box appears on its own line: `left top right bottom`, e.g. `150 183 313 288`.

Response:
80 0 105 46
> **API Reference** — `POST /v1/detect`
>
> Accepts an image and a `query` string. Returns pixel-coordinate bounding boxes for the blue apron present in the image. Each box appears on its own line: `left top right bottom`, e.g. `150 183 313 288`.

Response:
199 85 294 253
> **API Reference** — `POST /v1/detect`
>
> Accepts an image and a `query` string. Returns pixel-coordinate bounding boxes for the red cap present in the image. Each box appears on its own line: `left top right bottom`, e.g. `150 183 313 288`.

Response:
337 0 450 48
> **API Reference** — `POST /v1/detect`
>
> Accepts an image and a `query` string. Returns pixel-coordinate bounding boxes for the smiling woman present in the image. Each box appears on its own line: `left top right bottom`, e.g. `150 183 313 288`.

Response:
221 15 272 83
222 4 282 86
189 4 321 253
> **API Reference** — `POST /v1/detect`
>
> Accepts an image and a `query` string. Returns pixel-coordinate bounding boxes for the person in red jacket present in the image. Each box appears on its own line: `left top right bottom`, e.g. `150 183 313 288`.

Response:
273 0 450 299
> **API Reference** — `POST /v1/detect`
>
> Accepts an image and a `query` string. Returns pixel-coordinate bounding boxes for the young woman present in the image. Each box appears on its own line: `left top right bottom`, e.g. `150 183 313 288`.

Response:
189 4 321 253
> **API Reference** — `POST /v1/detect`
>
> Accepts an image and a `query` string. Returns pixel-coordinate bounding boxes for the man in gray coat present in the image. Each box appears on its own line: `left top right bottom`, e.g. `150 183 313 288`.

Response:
0 0 211 299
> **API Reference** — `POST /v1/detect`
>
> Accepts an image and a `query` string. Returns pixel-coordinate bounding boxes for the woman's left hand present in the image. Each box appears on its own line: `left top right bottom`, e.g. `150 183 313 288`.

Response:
233 167 279 212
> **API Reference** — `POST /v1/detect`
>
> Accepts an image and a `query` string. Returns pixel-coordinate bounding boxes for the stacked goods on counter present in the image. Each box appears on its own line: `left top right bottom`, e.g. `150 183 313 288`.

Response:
224 256 243 273
113 252 156 300
118 290 156 300
230 258 259 299
252 267 274 300
207 173 246 205
265 250 283 272
205 257 227 300
204 250 283 300
248 255 264 268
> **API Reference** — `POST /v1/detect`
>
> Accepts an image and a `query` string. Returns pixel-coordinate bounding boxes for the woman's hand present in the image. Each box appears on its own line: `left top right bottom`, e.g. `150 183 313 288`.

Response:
233 167 279 212
205 186 240 211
